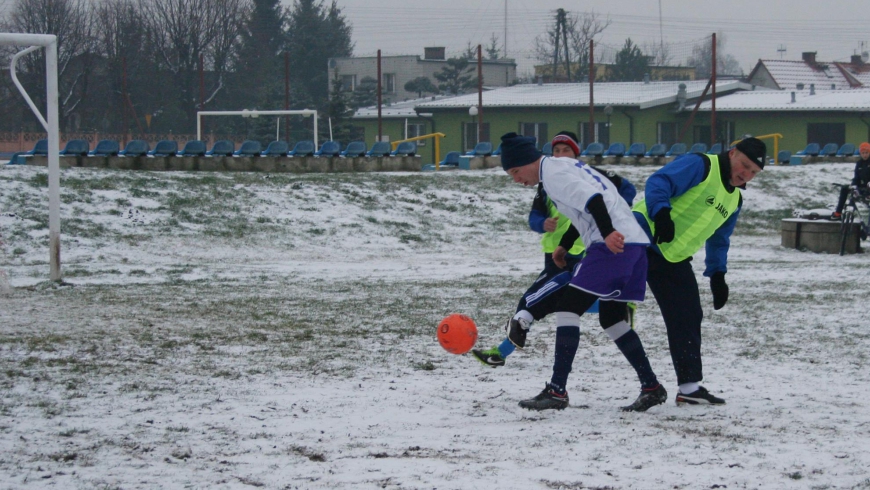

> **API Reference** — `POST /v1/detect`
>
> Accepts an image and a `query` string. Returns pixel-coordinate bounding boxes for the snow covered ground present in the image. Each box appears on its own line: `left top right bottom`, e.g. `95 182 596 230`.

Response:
1 161 869 489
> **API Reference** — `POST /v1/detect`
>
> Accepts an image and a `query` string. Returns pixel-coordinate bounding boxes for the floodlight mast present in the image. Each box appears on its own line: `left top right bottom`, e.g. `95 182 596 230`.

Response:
0 33 61 282
196 110 318 149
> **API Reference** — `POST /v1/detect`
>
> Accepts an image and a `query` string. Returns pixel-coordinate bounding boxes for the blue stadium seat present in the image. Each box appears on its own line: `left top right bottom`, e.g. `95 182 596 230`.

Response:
287 140 314 157
29 139 48 155
466 142 493 156
340 141 367 157
689 142 707 154
796 143 820 156
492 144 502 156
707 143 722 154
627 143 646 157
148 140 178 157
776 150 792 164
391 141 417 156
665 143 687 157
819 143 839 157
366 141 392 157
836 143 855 156
541 142 553 156
206 140 234 156
234 140 262 157
59 139 89 156
89 139 120 156
438 151 461 167
261 141 289 157
178 140 206 157
119 140 149 157
603 142 626 157
314 141 341 157
581 142 604 156
645 143 667 157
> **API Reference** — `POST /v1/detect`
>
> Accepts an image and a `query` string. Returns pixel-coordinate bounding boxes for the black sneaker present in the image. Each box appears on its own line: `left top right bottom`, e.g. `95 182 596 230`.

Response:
675 386 725 406
518 383 569 411
505 317 530 349
471 347 505 367
621 384 668 412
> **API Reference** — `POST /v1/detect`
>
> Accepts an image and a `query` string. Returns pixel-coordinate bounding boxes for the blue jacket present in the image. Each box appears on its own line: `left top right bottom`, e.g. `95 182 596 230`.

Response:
633 153 741 276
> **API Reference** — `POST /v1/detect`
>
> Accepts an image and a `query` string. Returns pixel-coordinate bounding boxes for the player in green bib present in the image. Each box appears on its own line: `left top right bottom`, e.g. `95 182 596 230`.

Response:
632 137 766 406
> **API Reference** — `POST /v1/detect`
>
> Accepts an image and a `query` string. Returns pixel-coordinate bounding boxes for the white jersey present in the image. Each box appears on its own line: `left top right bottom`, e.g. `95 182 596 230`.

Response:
539 156 650 247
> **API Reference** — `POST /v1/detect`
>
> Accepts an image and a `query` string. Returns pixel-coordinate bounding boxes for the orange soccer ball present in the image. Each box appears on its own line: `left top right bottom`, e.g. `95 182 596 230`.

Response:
437 314 478 355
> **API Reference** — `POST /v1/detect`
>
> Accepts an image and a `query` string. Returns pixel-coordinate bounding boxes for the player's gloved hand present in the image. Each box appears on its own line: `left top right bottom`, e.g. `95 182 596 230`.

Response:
710 272 729 310
653 208 675 244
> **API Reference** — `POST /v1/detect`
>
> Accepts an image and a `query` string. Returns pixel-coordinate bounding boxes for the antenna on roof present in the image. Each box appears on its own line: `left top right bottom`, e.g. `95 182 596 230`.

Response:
777 45 787 59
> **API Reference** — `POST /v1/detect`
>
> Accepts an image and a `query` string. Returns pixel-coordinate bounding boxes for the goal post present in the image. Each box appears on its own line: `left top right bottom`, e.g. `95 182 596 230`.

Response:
1 33 62 282
196 109 319 149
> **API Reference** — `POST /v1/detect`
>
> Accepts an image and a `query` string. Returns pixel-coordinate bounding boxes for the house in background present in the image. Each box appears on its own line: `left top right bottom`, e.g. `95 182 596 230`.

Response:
697 88 870 154
329 47 517 104
747 51 870 91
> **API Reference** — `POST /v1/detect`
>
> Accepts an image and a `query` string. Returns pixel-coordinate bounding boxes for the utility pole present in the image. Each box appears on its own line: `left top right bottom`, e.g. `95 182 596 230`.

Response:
560 9 571 82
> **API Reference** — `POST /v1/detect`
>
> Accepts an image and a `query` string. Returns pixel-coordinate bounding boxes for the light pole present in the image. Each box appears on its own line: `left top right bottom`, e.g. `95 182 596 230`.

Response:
604 105 613 146
468 105 479 149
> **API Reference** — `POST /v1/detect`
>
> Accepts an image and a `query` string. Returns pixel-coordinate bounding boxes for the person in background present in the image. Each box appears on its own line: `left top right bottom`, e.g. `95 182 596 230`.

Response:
832 142 870 220
632 137 766 406
472 131 636 368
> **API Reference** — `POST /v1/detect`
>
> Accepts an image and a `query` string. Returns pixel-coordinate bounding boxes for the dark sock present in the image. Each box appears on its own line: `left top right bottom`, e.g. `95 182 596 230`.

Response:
613 329 659 389
550 326 580 392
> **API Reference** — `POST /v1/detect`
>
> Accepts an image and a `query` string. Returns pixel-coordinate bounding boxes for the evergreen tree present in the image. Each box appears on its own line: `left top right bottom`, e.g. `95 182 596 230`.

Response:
351 76 378 108
231 0 286 115
285 0 353 111
609 38 648 82
404 77 438 98
434 58 476 95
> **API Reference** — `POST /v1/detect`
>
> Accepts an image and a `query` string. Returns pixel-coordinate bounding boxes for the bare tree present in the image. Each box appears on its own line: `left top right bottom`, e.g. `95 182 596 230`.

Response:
534 10 610 81
139 0 247 128
4 0 96 129
641 40 672 67
687 32 743 78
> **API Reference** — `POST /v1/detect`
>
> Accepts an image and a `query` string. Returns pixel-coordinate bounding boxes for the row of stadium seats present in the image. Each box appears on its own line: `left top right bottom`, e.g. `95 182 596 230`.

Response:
7 139 419 164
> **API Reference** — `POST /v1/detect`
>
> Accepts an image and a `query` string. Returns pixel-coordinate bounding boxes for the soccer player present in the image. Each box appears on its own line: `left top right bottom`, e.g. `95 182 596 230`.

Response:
497 132 666 412
632 137 766 405
472 131 636 367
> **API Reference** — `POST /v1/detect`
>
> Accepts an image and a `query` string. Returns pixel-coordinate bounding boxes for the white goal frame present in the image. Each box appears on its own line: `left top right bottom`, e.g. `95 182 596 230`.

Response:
1 33 61 282
196 109 319 149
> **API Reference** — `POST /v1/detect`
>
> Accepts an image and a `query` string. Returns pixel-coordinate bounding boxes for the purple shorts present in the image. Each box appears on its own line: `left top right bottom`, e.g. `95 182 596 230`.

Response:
569 243 647 302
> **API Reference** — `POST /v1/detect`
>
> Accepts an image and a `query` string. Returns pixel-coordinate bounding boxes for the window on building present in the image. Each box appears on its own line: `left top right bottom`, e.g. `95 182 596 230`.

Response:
340 74 356 92
383 73 396 93
807 123 845 146
463 122 491 151
657 122 678 147
519 122 548 148
407 123 427 146
693 121 736 147
578 122 608 147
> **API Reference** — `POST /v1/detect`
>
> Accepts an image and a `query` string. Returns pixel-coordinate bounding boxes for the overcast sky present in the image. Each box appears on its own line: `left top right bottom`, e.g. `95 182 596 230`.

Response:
323 0 868 77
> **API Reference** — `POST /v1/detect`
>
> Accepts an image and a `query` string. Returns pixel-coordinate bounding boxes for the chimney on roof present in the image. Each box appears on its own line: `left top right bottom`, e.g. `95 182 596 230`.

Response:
424 47 446 60
537 76 543 86
802 51 817 64
810 83 815 95
791 91 795 103
851 54 864 65
832 83 836 90
643 73 650 84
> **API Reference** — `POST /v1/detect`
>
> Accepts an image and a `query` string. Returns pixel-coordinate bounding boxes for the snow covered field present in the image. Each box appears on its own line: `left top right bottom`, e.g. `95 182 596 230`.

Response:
1 161 869 489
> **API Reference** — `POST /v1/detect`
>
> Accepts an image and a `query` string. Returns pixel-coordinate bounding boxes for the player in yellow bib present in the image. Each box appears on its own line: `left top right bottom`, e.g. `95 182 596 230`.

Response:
632 137 766 406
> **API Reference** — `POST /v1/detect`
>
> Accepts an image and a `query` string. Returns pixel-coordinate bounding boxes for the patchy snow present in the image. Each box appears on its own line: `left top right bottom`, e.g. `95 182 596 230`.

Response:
1 162 869 489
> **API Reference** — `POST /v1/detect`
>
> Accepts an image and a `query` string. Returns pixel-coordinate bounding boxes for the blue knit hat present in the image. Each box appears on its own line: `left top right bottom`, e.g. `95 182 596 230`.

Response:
500 132 542 170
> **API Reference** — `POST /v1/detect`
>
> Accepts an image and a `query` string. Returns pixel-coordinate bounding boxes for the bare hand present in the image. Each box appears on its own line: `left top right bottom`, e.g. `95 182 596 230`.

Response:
543 217 559 233
604 231 625 254
552 246 568 268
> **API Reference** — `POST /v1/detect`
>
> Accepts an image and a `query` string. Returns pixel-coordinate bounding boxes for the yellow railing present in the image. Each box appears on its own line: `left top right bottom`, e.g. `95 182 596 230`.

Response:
391 132 446 169
731 133 784 165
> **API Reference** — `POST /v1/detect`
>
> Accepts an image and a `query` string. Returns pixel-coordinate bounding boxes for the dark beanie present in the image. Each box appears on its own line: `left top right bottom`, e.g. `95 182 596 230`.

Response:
735 137 767 169
500 132 542 170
